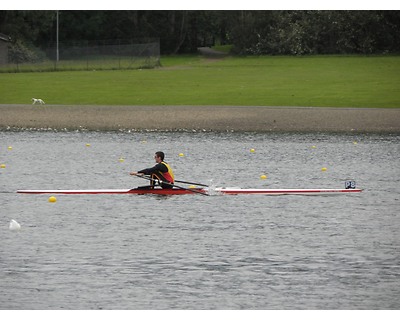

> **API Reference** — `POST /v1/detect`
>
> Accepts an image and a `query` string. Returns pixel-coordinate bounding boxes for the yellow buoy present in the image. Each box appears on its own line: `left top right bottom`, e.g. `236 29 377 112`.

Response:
0 164 5 169
311 146 317 149
250 148 255 153
86 143 91 147
48 196 57 203
179 153 184 157
321 167 327 172
353 141 358 145
8 146 12 150
119 158 125 163
260 174 267 180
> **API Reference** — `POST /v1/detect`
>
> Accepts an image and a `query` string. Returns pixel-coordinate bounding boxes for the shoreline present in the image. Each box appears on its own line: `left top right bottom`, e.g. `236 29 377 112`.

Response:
1 104 399 133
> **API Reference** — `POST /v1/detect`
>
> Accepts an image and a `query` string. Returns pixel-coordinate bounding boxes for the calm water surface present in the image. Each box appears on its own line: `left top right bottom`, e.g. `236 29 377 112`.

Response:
1 131 399 309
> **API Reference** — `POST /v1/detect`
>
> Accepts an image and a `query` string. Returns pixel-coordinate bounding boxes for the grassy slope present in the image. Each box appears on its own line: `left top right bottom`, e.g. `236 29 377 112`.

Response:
0 55 399 107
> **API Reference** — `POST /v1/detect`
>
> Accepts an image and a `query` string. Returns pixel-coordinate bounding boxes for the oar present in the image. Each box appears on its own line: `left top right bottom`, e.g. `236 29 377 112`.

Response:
174 179 209 187
133 174 209 196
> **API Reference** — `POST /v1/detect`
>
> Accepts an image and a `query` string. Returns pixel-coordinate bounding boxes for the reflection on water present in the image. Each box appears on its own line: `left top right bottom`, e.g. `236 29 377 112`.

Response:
1 131 399 309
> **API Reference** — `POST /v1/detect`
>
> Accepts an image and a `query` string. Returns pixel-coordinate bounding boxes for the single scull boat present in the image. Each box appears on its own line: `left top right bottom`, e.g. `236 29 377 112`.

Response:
16 187 362 195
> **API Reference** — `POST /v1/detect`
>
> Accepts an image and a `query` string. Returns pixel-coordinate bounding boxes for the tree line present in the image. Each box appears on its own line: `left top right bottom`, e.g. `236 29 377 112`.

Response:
1 10 399 57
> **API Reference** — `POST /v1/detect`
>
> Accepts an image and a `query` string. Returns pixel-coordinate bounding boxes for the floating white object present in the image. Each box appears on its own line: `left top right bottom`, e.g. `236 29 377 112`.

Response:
9 219 21 230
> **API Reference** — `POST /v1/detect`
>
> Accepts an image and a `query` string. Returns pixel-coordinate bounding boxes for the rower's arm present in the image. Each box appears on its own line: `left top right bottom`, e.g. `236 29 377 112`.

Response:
138 163 166 175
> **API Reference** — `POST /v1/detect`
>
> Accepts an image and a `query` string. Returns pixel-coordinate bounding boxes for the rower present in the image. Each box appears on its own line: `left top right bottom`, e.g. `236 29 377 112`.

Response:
130 151 175 189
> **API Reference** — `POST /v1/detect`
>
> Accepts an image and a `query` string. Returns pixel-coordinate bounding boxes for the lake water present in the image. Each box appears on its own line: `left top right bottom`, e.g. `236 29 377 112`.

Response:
1 131 399 309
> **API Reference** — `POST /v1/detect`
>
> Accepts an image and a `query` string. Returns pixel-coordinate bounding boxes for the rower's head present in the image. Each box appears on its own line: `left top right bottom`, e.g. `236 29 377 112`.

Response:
154 151 165 163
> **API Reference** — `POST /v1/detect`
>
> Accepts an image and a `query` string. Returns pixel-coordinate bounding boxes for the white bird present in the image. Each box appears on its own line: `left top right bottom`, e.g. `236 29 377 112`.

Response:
32 98 45 105
9 219 21 230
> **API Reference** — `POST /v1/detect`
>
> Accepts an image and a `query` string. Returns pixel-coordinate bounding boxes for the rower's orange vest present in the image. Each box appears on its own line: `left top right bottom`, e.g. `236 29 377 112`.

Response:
161 161 175 183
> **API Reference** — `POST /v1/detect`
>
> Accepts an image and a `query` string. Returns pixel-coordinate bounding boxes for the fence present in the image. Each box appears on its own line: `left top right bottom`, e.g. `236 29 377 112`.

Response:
1 38 160 73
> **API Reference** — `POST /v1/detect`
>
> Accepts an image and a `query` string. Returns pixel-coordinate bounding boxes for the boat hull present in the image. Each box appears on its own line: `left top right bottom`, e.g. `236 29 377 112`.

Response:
215 188 362 195
16 188 203 195
17 187 362 195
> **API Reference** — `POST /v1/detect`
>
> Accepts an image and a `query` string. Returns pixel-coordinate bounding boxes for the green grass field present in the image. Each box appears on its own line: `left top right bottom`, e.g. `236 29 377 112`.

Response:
1 55 399 108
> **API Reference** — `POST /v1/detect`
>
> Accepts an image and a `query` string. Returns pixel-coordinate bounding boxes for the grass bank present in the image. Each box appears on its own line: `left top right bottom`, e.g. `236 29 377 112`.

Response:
0 55 399 108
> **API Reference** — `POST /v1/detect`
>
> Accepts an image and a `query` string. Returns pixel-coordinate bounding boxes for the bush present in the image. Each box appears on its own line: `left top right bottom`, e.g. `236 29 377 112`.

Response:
8 41 45 64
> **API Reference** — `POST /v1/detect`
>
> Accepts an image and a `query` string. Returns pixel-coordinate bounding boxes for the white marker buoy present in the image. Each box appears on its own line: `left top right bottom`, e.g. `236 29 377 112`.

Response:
9 219 21 231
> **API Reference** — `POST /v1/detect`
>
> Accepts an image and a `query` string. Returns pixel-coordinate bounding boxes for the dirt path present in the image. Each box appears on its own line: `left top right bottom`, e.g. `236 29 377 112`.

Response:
1 104 399 133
